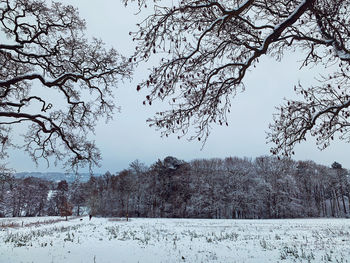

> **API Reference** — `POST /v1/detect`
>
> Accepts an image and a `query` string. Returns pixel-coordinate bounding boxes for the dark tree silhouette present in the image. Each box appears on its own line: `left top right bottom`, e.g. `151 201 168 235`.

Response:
331 162 343 170
60 200 73 221
0 0 132 169
126 0 350 155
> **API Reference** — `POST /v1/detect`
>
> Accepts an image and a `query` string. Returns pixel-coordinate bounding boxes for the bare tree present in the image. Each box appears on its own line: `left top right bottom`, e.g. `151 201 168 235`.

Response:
126 0 350 154
0 0 132 170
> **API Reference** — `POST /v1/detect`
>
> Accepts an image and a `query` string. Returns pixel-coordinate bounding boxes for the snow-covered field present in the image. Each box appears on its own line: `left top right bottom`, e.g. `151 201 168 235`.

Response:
0 217 349 263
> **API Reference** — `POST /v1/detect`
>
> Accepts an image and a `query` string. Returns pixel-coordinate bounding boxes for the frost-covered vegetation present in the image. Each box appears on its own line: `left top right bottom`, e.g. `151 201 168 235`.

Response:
1 216 350 263
1 156 349 219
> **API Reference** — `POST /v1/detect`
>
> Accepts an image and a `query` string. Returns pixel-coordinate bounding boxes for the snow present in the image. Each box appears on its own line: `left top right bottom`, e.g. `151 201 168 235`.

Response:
257 0 309 54
334 46 350 60
47 190 56 201
0 217 350 262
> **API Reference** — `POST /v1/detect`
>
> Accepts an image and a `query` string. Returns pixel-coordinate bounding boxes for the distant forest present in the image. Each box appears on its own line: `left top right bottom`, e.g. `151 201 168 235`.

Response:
0 156 349 219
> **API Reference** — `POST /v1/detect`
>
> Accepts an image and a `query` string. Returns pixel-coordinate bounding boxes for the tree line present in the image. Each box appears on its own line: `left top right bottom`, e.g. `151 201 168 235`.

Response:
1 156 349 219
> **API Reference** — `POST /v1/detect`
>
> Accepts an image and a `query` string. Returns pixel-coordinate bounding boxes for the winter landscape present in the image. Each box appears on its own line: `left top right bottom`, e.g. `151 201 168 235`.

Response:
2 0 350 262
1 156 350 262
1 216 350 263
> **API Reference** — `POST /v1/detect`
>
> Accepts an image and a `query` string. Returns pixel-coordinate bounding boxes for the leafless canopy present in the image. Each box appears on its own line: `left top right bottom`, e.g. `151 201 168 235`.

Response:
126 0 350 155
0 0 131 170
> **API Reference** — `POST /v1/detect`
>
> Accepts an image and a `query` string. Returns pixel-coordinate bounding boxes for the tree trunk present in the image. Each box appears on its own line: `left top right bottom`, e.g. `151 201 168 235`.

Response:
342 194 347 215
330 195 335 217
335 190 341 216
126 192 130 221
322 188 327 217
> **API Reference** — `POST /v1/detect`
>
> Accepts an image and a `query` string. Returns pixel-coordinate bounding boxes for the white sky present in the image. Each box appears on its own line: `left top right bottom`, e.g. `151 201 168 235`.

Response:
7 0 350 173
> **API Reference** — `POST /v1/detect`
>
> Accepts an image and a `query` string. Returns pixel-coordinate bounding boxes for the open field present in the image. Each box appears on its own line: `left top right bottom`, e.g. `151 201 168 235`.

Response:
0 217 349 263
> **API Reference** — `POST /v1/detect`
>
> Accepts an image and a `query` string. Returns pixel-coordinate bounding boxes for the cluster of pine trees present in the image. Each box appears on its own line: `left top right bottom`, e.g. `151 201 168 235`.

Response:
0 156 349 219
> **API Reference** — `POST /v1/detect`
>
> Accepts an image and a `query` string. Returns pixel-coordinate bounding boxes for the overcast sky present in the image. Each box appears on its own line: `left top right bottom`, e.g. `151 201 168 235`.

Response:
8 0 350 173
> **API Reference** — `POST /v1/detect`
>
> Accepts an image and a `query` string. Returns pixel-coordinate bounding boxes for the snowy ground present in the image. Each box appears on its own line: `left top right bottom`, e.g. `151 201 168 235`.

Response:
0 217 349 263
